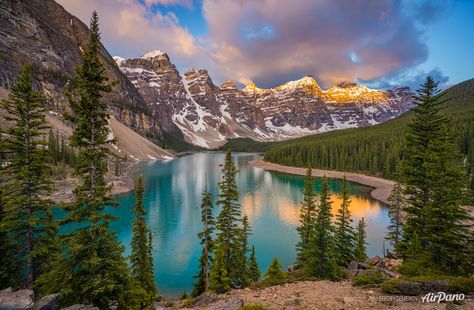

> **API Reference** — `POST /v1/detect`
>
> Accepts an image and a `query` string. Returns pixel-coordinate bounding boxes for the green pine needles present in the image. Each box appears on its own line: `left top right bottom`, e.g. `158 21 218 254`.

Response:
0 66 54 290
334 177 356 266
306 177 342 280
192 186 215 297
130 176 156 307
400 76 474 274
354 218 368 262
296 166 317 266
58 12 130 308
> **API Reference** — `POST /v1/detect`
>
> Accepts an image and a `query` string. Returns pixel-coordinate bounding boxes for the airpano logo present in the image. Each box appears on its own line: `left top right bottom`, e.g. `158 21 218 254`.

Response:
421 292 465 303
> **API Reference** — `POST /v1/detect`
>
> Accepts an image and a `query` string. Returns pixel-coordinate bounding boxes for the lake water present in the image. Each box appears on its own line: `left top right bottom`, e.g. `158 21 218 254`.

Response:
108 152 389 296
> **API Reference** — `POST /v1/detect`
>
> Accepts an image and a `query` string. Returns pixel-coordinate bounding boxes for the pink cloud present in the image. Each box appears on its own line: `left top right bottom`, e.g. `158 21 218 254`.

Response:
56 0 199 64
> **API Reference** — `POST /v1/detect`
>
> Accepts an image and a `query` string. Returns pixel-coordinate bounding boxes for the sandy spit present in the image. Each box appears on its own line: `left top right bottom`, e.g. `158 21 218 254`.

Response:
249 159 395 204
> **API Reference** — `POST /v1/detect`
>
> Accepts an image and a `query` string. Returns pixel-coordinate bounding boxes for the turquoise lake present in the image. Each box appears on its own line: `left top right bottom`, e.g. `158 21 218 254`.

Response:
108 152 389 296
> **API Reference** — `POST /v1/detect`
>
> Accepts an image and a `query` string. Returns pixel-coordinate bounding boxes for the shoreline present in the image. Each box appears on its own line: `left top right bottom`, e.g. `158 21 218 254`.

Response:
249 159 395 204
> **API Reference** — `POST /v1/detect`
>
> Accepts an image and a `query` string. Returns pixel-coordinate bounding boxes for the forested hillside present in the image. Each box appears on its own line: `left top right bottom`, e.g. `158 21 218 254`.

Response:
264 78 474 195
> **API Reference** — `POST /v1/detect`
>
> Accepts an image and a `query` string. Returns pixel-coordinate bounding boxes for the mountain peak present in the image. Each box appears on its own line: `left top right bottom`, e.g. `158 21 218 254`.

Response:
275 75 321 93
141 50 167 59
113 56 125 66
220 80 237 89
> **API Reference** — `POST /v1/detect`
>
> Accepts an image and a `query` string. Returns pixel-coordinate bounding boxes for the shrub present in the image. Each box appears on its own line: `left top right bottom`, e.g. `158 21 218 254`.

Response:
381 279 402 294
352 270 385 286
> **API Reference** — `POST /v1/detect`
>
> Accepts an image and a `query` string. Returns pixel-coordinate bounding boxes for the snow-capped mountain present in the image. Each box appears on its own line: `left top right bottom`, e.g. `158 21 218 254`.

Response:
115 51 414 148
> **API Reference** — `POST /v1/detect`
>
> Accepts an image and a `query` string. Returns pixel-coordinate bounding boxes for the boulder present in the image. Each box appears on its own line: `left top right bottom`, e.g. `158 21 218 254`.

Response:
386 251 398 259
347 261 359 272
0 289 34 310
357 263 369 270
192 292 219 307
34 294 60 310
60 305 98 310
220 298 243 310
395 281 422 296
368 256 383 266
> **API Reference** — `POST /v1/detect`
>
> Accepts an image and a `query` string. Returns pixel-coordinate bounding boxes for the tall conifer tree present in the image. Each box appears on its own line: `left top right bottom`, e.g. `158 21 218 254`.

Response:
334 176 356 266
386 182 405 250
212 149 243 290
307 177 340 279
0 67 54 290
247 245 260 284
130 176 156 307
296 166 317 266
193 186 215 297
354 218 368 262
61 12 130 308
400 76 473 273
235 214 251 287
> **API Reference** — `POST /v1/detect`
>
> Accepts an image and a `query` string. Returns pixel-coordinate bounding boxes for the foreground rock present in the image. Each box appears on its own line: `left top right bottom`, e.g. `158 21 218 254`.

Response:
33 294 60 310
0 288 34 310
187 281 473 310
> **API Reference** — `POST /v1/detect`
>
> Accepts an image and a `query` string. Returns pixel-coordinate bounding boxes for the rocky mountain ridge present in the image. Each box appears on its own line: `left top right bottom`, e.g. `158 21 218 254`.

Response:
0 0 163 146
116 50 414 148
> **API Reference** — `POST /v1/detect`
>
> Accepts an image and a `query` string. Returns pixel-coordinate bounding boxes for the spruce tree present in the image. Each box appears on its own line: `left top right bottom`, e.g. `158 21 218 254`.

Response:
296 166 317 266
130 176 156 307
422 124 473 273
192 186 215 297
235 214 251 287
354 218 368 262
247 246 260 284
212 148 243 290
0 66 54 290
307 177 340 280
334 176 356 266
0 133 19 288
400 76 447 250
209 247 231 293
60 12 130 308
400 76 473 274
386 182 405 250
264 257 286 285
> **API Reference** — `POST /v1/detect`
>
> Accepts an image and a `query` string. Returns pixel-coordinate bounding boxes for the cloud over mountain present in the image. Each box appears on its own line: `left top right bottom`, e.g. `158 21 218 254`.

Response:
58 0 454 89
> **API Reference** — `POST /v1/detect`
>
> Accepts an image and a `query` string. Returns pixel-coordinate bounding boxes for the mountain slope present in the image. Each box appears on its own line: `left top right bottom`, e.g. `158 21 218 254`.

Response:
263 78 474 187
115 51 414 148
0 0 163 145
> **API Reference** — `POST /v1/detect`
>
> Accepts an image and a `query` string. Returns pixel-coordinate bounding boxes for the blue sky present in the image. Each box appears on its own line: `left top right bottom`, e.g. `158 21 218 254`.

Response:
59 0 474 89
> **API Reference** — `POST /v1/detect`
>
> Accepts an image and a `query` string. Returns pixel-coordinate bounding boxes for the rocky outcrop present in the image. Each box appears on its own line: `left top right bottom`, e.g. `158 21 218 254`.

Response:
0 0 162 144
116 52 414 148
0 288 34 310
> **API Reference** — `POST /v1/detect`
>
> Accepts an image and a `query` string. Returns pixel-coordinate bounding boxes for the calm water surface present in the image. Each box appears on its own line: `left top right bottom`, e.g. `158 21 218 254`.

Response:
108 152 389 296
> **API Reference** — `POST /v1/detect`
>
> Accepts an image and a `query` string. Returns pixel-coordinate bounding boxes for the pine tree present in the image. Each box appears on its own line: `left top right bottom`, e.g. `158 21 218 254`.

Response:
334 176 356 266
400 76 473 274
0 133 20 288
246 246 260 284
264 257 286 285
130 176 156 307
212 148 243 290
60 12 130 308
192 187 215 297
386 182 405 250
354 218 368 262
0 66 54 290
209 247 231 293
296 166 317 266
306 177 341 280
400 76 447 250
235 214 251 287
422 124 473 273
